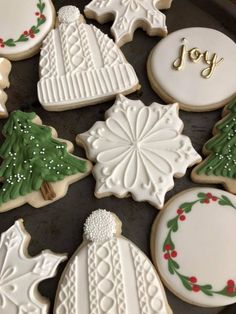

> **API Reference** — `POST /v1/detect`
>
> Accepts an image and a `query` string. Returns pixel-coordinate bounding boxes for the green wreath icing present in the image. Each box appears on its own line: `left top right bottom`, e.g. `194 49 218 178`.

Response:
197 98 236 178
0 0 46 48
163 192 236 297
0 110 87 204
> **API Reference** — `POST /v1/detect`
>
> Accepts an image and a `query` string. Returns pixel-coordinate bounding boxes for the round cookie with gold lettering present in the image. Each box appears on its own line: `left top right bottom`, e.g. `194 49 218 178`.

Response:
147 27 236 112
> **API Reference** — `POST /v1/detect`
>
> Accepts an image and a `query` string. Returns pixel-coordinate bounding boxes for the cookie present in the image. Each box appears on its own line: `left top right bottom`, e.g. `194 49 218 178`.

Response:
0 219 66 313
151 188 236 307
54 209 172 314
147 27 236 112
37 6 140 111
0 58 11 118
77 95 201 209
84 0 172 47
0 110 92 213
192 98 236 192
0 0 55 61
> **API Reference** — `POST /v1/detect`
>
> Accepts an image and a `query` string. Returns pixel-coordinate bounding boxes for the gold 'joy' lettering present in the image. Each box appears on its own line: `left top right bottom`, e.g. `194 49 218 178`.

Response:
173 38 224 79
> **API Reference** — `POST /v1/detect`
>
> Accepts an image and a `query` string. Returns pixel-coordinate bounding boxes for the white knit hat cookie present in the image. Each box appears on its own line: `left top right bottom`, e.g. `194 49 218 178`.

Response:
54 209 172 314
38 6 139 111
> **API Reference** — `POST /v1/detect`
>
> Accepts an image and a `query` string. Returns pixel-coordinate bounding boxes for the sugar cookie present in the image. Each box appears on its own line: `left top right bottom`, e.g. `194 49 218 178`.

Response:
0 219 66 313
54 209 172 314
151 188 236 307
84 0 172 47
0 0 55 61
0 58 11 118
77 95 201 209
0 110 92 213
192 98 236 192
37 6 140 111
147 28 236 111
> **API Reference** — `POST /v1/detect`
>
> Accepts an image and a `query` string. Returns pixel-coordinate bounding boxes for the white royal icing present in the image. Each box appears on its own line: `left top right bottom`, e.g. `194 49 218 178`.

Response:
54 210 171 314
0 0 55 60
37 5 139 110
148 27 236 111
0 58 11 117
152 188 236 307
0 220 66 314
78 95 201 209
84 209 116 243
84 0 173 47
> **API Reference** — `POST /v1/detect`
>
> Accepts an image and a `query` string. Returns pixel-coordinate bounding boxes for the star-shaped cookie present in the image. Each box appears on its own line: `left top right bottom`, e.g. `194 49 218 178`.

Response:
84 0 172 46
77 95 201 209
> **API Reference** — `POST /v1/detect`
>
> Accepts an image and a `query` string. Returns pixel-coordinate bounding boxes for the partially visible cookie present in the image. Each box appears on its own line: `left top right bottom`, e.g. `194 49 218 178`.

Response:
0 0 55 61
151 188 236 307
54 209 172 314
192 98 236 192
0 110 92 213
0 219 66 314
0 58 11 118
38 6 140 111
84 0 172 47
147 27 236 111
77 95 201 209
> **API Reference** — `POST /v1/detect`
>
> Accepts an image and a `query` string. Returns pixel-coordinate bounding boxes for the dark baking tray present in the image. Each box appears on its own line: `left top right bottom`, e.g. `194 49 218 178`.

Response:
0 0 235 313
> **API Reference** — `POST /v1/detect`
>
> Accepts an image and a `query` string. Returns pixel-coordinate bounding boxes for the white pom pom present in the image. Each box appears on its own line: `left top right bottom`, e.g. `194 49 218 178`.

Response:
84 209 116 243
58 6 81 24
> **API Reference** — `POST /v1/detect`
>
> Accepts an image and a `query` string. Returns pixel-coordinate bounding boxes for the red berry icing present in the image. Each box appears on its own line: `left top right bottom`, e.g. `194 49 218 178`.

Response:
227 280 235 287
189 276 197 284
179 215 186 221
164 253 170 260
192 285 200 292
165 244 172 251
171 251 177 258
177 208 183 215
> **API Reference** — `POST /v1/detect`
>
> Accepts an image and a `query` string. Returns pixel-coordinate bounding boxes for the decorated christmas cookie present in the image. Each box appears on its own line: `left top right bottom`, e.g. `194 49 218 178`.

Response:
192 98 236 192
151 188 236 307
54 209 172 314
37 6 139 111
147 27 236 111
77 95 201 209
0 219 66 313
0 0 55 61
84 0 172 47
0 110 92 213
0 58 11 118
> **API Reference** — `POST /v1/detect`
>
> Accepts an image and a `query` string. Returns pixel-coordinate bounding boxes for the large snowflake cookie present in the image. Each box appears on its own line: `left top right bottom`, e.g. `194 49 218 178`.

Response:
54 209 172 314
77 95 201 209
0 219 66 313
0 110 92 213
0 58 11 118
37 5 139 111
0 0 55 61
151 188 236 307
84 0 173 47
147 27 236 111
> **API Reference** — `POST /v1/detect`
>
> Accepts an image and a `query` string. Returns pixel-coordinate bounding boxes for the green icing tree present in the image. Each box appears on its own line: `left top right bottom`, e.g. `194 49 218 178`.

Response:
197 99 236 180
0 110 87 204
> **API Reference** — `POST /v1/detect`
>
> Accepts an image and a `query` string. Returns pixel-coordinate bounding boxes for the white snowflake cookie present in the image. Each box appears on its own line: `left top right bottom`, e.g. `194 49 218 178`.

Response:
77 95 201 209
0 219 66 314
84 0 173 47
54 209 172 314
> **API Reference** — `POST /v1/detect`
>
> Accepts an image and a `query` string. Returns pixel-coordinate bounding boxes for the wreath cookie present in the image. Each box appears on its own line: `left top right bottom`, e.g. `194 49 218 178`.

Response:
0 0 55 60
151 188 236 307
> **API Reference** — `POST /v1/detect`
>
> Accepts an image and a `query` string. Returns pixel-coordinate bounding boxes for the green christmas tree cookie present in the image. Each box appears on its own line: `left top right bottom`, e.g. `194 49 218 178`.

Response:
192 98 236 193
0 110 92 212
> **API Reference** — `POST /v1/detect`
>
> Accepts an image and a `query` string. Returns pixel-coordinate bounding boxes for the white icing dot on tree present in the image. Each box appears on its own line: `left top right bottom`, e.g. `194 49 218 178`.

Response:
58 6 81 24
84 209 116 243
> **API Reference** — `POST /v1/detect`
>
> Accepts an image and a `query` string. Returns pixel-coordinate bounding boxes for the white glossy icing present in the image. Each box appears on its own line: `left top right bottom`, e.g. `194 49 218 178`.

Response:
54 211 171 313
0 58 11 117
152 188 236 307
148 28 236 111
78 95 201 209
0 0 55 60
84 209 116 243
84 0 172 47
37 6 139 110
0 220 66 313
